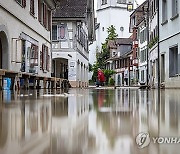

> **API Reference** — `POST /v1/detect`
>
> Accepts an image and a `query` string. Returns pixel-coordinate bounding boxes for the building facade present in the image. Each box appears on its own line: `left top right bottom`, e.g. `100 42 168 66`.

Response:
129 1 148 86
106 38 133 86
159 0 180 88
0 0 57 77
148 0 158 88
89 0 135 67
138 19 148 85
52 0 95 87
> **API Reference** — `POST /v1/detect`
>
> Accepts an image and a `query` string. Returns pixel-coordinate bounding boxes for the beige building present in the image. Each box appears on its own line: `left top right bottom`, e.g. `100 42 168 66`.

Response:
0 0 57 78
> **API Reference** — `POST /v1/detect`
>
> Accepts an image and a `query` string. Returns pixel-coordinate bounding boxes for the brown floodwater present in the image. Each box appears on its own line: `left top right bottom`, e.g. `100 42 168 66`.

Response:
0 88 180 154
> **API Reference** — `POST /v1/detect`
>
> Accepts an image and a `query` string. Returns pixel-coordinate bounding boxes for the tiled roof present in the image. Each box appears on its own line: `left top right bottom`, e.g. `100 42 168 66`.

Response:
53 0 87 18
108 38 133 49
115 38 133 45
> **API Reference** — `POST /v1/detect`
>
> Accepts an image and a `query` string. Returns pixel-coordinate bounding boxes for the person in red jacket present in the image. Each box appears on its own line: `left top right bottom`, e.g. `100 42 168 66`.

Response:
97 68 105 86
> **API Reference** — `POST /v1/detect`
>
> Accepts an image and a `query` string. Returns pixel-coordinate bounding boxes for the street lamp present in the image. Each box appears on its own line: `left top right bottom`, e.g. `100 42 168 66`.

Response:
127 3 134 12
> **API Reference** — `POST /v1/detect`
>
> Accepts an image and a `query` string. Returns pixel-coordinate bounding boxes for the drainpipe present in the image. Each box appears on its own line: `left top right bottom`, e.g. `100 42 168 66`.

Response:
157 0 160 89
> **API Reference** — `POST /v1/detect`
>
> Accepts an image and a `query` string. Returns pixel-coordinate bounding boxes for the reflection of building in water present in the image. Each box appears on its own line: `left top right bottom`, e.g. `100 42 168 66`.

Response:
50 89 89 154
138 90 148 132
0 98 51 154
89 89 135 154
158 90 180 154
115 89 132 112
90 89 168 154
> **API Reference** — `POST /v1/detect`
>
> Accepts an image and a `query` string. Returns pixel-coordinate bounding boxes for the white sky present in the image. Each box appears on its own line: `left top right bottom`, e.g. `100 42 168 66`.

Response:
136 0 146 5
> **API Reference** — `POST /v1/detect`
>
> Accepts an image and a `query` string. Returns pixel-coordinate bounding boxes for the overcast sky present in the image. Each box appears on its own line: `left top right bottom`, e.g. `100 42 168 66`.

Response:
137 0 145 5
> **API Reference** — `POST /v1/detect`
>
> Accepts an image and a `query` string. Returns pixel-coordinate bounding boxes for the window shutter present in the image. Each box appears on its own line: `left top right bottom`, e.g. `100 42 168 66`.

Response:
43 3 45 27
45 4 47 28
42 45 44 70
46 47 48 70
40 50 42 69
30 0 35 15
48 10 51 31
23 0 26 8
47 55 50 71
38 0 42 22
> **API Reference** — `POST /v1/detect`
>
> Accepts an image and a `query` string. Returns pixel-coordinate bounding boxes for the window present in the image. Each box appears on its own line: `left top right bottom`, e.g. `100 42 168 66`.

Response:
113 51 116 56
162 0 167 22
115 61 118 69
77 25 88 51
29 44 38 73
52 25 57 40
117 0 126 4
15 0 26 8
41 45 50 71
102 0 107 5
141 70 145 82
140 28 147 44
169 46 178 77
172 0 178 17
30 0 35 16
52 24 67 40
140 48 147 62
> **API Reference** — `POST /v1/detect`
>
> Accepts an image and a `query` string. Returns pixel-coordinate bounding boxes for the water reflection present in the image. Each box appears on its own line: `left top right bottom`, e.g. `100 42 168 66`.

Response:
0 89 180 154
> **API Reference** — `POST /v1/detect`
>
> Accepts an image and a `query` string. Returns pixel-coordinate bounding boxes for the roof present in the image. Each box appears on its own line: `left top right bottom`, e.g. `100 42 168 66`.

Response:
106 38 133 62
129 0 148 28
115 38 133 45
108 38 133 49
53 0 87 18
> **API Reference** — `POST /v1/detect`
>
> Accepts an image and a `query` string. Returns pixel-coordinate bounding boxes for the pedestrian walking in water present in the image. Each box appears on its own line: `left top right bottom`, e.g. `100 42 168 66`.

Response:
97 68 105 87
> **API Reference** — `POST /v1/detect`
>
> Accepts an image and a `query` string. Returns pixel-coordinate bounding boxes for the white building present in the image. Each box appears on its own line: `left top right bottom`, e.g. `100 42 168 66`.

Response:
138 20 148 85
0 0 57 77
148 0 158 88
89 0 135 66
159 0 180 88
52 0 95 87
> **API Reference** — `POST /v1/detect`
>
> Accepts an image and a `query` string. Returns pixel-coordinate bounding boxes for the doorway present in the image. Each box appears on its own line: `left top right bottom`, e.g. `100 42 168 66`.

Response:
161 54 165 82
0 31 9 69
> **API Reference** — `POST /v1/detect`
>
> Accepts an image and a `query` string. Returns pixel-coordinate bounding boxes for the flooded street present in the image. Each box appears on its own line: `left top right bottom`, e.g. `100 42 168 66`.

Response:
0 88 180 154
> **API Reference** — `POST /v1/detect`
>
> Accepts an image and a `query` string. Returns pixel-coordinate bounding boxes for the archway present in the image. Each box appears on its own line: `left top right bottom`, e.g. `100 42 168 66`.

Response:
0 30 9 69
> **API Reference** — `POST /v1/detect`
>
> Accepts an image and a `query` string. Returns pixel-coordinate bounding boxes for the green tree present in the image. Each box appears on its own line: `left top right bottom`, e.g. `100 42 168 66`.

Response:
91 25 118 82
96 25 118 69
106 25 118 42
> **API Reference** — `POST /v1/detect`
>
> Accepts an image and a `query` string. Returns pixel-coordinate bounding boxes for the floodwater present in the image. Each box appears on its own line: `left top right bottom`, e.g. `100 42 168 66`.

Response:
0 88 180 154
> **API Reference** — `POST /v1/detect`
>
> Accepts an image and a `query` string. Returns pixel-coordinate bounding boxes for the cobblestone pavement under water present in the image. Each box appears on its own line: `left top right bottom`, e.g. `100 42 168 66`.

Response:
0 88 180 154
